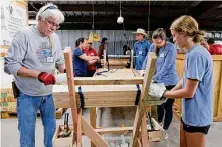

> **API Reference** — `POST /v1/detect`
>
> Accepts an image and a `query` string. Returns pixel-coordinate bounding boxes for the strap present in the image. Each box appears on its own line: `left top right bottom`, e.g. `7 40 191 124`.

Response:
135 84 141 105
49 35 54 50
78 86 85 109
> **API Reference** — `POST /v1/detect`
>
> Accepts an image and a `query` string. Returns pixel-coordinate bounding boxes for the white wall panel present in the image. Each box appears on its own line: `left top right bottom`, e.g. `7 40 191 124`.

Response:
56 30 137 55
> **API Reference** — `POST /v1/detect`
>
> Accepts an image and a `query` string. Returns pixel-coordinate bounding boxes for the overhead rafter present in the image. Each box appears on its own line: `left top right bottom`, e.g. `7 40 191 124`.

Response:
28 4 190 14
189 1 222 18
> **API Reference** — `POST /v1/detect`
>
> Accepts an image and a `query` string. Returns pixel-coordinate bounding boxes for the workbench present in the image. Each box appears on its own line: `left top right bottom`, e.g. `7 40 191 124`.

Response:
52 48 164 147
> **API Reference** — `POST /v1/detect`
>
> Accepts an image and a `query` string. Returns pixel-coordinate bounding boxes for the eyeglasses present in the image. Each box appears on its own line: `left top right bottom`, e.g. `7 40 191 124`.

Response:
45 18 60 29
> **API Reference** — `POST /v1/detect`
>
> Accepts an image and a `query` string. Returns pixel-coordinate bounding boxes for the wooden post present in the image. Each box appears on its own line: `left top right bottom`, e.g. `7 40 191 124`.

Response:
82 117 109 147
141 114 149 147
90 108 97 147
104 49 107 69
64 47 81 145
76 109 82 147
130 50 134 69
130 52 157 147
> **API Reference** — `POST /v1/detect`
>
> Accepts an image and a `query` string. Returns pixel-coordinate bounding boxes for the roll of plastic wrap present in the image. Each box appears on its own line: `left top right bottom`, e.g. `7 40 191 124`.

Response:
55 73 67 84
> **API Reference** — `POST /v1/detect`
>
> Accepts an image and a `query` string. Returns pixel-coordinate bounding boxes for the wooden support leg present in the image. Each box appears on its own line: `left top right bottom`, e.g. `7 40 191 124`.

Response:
141 114 149 147
76 109 82 147
64 47 78 144
130 50 134 69
82 116 109 147
130 104 146 147
130 53 157 147
90 108 97 147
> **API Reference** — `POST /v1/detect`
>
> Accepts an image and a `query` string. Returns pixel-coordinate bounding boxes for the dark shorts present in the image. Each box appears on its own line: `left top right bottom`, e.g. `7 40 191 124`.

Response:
181 119 210 134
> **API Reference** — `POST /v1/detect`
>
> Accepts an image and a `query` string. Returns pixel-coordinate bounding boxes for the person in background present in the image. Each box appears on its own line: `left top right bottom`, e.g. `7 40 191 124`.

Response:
132 28 151 70
73 38 100 77
200 40 209 50
98 37 108 59
83 40 100 77
149 15 213 147
207 38 222 55
4 3 65 147
150 28 179 137
123 45 131 68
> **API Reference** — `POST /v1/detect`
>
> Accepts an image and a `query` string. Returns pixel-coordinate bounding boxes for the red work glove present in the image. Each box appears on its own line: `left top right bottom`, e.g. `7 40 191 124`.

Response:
38 72 56 85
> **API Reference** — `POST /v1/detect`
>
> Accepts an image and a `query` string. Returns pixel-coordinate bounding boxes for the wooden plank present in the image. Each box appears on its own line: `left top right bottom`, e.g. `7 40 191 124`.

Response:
212 55 222 61
213 116 222 122
53 89 138 108
217 62 222 117
130 52 157 147
53 85 141 108
95 127 133 134
82 116 109 147
1 112 10 118
104 49 107 68
176 54 186 60
76 109 82 147
64 47 78 144
173 109 182 121
213 61 222 117
130 50 134 69
90 107 97 147
74 77 143 85
90 108 97 128
141 114 149 147
106 55 131 58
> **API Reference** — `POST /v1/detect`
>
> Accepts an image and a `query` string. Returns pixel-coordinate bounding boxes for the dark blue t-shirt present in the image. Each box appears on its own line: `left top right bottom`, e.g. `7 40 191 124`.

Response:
73 48 87 77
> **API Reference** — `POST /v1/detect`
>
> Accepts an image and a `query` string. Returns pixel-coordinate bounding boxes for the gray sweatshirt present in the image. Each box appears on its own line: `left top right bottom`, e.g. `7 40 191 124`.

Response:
4 25 64 96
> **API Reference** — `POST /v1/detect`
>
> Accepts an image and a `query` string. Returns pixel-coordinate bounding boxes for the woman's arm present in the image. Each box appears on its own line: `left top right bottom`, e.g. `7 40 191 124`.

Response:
152 45 176 81
171 79 183 91
164 78 199 99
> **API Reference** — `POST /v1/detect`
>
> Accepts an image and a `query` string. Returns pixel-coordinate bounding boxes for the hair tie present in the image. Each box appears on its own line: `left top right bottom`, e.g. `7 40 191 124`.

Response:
193 31 198 36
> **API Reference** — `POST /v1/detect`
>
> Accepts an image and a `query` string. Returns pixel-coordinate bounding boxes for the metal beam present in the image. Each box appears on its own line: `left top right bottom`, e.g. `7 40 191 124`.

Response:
28 3 190 14
189 1 222 18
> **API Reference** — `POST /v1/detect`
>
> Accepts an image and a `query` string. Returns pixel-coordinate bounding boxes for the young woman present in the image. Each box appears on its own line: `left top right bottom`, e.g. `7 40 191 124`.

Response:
98 37 108 59
150 15 213 147
73 38 99 77
151 28 179 134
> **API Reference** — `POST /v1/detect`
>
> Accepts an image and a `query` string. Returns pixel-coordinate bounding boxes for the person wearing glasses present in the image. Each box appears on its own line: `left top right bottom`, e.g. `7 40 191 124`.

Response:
148 28 179 138
4 3 65 147
132 28 151 71
83 40 100 77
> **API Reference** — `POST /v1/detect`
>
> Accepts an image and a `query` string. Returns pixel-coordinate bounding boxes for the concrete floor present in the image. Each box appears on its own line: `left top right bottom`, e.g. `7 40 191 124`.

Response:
1 107 222 147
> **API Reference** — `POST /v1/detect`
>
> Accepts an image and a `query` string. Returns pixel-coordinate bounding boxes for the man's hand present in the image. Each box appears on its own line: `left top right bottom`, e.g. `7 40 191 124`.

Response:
38 72 56 85
148 82 166 100
94 56 100 61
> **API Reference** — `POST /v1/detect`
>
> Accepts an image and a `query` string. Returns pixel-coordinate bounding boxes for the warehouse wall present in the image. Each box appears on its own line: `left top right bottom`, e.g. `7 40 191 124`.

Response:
56 30 137 55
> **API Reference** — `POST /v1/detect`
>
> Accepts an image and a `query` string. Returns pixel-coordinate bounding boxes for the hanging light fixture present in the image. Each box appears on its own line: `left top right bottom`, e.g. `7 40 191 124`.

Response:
117 0 124 24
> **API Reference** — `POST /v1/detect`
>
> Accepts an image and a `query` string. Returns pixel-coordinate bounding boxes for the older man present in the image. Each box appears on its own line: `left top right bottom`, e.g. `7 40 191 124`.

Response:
132 28 151 70
4 3 65 147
